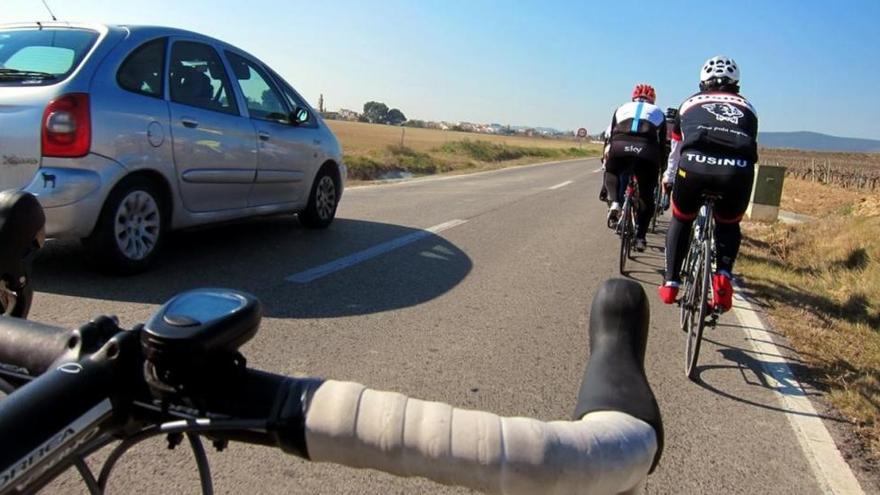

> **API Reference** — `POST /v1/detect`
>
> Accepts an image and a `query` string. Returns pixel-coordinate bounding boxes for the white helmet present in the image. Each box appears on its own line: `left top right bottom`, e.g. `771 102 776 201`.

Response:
700 55 740 84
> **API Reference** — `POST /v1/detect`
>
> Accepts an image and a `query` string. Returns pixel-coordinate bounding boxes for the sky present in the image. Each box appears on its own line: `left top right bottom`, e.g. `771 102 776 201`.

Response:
4 0 880 139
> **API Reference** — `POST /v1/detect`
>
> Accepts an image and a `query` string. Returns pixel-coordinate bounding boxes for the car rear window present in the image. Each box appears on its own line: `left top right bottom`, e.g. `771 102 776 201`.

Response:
0 28 99 85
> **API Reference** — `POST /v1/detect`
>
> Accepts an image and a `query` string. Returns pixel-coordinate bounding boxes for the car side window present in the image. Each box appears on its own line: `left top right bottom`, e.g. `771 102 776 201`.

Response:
269 70 316 128
169 41 238 115
225 51 289 124
117 38 166 98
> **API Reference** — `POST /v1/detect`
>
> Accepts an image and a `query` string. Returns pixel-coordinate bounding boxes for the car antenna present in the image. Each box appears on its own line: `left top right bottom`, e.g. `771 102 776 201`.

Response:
41 0 58 21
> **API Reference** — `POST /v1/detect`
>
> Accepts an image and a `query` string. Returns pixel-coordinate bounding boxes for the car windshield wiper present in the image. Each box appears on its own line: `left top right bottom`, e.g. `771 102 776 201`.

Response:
0 68 58 81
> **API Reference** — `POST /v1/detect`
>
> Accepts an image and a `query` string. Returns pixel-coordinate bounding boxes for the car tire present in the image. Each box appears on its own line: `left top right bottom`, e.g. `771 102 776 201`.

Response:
299 167 339 229
83 176 166 274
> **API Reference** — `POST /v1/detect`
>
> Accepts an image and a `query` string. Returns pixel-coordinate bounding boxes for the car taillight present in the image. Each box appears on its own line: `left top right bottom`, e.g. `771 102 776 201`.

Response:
41 93 91 158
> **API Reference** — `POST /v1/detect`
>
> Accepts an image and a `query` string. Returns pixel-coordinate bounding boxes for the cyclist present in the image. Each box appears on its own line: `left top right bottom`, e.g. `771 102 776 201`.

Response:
603 84 667 252
658 56 758 312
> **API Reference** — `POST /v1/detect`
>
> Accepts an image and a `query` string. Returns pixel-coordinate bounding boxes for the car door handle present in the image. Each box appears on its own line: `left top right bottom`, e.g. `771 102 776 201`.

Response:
258 131 271 141
181 118 199 128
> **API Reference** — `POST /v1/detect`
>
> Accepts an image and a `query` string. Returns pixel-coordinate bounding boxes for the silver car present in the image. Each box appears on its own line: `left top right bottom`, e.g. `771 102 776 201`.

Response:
0 22 345 273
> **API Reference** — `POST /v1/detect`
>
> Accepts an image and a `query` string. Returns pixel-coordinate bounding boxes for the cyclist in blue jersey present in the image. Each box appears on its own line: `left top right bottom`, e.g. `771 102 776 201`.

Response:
603 84 667 252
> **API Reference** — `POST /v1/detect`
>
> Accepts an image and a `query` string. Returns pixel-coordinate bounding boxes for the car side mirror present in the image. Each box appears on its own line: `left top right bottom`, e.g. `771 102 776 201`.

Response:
290 107 310 126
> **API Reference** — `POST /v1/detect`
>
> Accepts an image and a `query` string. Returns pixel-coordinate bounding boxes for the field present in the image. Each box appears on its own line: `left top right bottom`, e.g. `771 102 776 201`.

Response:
739 177 880 461
760 148 880 191
325 120 600 181
327 120 592 154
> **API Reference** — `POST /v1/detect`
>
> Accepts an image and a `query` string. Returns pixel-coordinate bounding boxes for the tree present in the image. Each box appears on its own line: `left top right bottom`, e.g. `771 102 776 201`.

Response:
386 108 407 126
363 101 389 124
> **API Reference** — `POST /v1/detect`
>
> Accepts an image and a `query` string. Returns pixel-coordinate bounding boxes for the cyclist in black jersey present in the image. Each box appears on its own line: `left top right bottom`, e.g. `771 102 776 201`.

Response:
603 84 667 252
659 56 758 312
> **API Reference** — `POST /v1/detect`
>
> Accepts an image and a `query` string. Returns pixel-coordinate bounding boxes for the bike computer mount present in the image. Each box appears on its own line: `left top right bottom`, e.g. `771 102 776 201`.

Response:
141 288 261 397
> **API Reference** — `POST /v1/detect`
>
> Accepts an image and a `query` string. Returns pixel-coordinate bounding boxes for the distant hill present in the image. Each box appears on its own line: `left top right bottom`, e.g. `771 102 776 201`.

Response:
758 131 880 153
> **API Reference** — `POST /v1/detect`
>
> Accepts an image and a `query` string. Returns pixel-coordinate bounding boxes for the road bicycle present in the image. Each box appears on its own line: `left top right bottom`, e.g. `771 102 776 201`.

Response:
614 174 639 274
678 194 721 380
0 191 663 495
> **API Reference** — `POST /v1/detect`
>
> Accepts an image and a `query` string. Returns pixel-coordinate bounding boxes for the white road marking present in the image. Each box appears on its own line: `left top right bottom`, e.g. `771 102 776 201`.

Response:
731 284 865 495
548 180 573 190
286 219 468 283
592 167 603 173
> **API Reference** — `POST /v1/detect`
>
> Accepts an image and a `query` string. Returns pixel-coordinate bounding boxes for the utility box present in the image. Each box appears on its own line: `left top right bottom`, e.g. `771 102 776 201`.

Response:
746 164 786 222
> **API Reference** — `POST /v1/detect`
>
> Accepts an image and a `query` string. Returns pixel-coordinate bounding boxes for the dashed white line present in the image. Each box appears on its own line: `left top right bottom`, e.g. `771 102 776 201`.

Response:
732 284 865 494
548 180 573 190
286 219 468 283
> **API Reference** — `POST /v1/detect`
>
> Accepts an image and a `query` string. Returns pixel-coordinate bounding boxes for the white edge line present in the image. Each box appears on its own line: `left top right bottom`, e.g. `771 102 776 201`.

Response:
548 180 573 190
285 219 468 284
592 167 603 173
731 282 865 495
346 157 599 190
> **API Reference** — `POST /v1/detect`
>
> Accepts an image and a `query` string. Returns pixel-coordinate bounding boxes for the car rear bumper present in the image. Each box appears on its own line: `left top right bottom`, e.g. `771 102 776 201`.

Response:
22 156 126 238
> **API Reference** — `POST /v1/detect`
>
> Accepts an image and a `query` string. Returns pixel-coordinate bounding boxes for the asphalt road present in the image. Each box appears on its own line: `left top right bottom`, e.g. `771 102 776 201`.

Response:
29 158 842 493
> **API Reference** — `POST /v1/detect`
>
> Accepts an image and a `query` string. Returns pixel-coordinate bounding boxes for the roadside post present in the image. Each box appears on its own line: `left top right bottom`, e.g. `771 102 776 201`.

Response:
746 163 787 222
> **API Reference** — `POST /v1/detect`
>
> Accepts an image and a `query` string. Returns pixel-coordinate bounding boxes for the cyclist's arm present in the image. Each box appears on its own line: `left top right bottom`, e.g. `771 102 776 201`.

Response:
662 113 683 186
603 110 617 162
657 118 668 169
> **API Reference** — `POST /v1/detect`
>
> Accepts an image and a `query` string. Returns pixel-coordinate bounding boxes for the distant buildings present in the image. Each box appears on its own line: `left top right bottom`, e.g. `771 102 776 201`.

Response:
321 106 575 139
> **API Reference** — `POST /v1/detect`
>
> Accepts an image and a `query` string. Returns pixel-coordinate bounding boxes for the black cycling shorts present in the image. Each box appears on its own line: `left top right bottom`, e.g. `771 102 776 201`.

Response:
671 166 754 223
605 155 659 176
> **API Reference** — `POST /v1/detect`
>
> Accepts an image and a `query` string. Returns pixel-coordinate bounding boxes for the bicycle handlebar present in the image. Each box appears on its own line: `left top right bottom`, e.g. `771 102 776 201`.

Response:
0 279 662 495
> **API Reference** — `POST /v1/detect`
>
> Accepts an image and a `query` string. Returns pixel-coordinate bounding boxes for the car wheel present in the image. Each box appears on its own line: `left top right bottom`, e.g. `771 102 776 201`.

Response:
299 167 338 229
84 176 166 274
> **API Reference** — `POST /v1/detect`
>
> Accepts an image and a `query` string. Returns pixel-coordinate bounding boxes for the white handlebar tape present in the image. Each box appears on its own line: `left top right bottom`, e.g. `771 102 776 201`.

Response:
305 380 657 495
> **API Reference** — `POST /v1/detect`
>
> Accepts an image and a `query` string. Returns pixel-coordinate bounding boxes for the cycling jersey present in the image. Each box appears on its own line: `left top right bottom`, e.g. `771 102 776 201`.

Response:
664 91 758 183
607 101 667 163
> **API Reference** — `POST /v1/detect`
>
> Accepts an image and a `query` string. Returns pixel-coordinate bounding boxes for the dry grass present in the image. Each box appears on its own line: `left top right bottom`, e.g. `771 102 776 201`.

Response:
326 121 601 181
327 120 593 154
739 178 880 458
781 177 872 217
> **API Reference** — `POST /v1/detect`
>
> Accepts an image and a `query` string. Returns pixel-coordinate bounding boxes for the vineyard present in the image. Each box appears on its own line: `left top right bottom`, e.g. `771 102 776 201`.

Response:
759 148 880 191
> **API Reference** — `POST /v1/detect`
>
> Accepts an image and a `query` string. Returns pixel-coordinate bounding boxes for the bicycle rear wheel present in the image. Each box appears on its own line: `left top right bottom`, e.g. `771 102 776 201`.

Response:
685 238 712 380
618 202 632 274
678 246 695 331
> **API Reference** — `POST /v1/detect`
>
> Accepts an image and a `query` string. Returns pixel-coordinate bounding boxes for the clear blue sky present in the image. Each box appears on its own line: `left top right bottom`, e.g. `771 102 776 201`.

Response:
5 0 880 139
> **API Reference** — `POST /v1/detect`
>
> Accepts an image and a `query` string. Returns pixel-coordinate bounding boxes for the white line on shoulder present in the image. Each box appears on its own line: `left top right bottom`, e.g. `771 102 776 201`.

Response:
548 180 573 190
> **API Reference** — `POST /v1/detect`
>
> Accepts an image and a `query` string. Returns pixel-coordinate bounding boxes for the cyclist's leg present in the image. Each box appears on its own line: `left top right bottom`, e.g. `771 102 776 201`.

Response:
604 158 626 224
634 160 658 241
604 158 623 205
711 168 754 311
660 169 700 303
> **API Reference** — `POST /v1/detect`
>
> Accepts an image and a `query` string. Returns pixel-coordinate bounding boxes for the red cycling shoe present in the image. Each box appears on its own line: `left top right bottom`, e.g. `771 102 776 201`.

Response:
711 273 733 312
658 282 679 304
